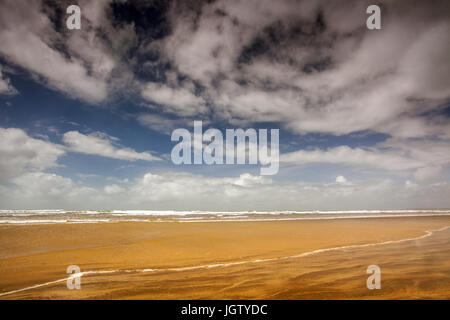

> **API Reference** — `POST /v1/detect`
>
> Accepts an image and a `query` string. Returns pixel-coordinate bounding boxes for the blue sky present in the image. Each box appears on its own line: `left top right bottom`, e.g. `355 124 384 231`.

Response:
0 0 449 210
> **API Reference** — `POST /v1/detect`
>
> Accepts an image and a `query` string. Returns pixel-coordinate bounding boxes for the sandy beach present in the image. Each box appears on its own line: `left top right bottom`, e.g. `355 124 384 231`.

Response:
0 216 449 299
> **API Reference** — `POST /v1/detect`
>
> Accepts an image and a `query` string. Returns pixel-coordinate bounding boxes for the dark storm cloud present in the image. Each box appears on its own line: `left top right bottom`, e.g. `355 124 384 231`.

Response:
111 0 172 40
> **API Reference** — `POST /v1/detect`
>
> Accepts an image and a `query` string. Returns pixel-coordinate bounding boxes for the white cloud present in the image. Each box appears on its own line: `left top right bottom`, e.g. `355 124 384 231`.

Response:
0 127 161 183
3 171 96 209
100 171 434 210
335 175 348 184
0 128 65 182
2 169 450 210
281 137 450 182
0 0 127 104
231 173 272 187
0 127 164 208
156 0 450 141
414 166 443 182
13 172 77 197
0 0 109 103
62 131 161 162
281 145 424 171
0 0 447 142
137 113 191 135
79 172 450 210
141 82 208 116
104 184 124 195
405 180 418 190
378 138 450 170
0 66 17 95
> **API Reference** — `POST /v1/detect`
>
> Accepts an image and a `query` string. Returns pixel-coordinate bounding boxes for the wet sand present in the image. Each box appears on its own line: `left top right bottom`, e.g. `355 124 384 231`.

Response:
0 216 449 299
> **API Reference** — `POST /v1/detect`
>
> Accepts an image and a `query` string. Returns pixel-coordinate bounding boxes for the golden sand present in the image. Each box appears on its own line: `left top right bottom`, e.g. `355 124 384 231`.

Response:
0 216 449 299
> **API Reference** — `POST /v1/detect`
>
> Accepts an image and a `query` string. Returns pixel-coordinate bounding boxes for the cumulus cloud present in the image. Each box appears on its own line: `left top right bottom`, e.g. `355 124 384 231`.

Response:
2 170 450 210
335 175 348 184
0 126 167 208
232 173 272 187
104 184 125 195
3 172 96 209
12 172 85 198
0 127 161 183
0 127 164 208
281 131 450 179
62 131 161 161
0 128 65 182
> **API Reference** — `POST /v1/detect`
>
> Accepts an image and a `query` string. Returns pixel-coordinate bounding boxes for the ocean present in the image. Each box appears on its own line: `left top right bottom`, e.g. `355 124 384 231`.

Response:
1 209 450 224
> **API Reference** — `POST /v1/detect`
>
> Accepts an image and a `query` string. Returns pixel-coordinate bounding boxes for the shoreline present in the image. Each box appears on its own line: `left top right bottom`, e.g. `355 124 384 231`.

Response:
1 211 450 225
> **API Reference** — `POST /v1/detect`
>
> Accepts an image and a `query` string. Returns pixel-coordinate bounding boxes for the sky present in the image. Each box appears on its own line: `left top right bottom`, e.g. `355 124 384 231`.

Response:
0 0 449 210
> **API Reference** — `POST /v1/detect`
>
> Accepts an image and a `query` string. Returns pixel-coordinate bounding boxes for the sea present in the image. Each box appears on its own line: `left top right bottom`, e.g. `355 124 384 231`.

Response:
1 209 450 224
